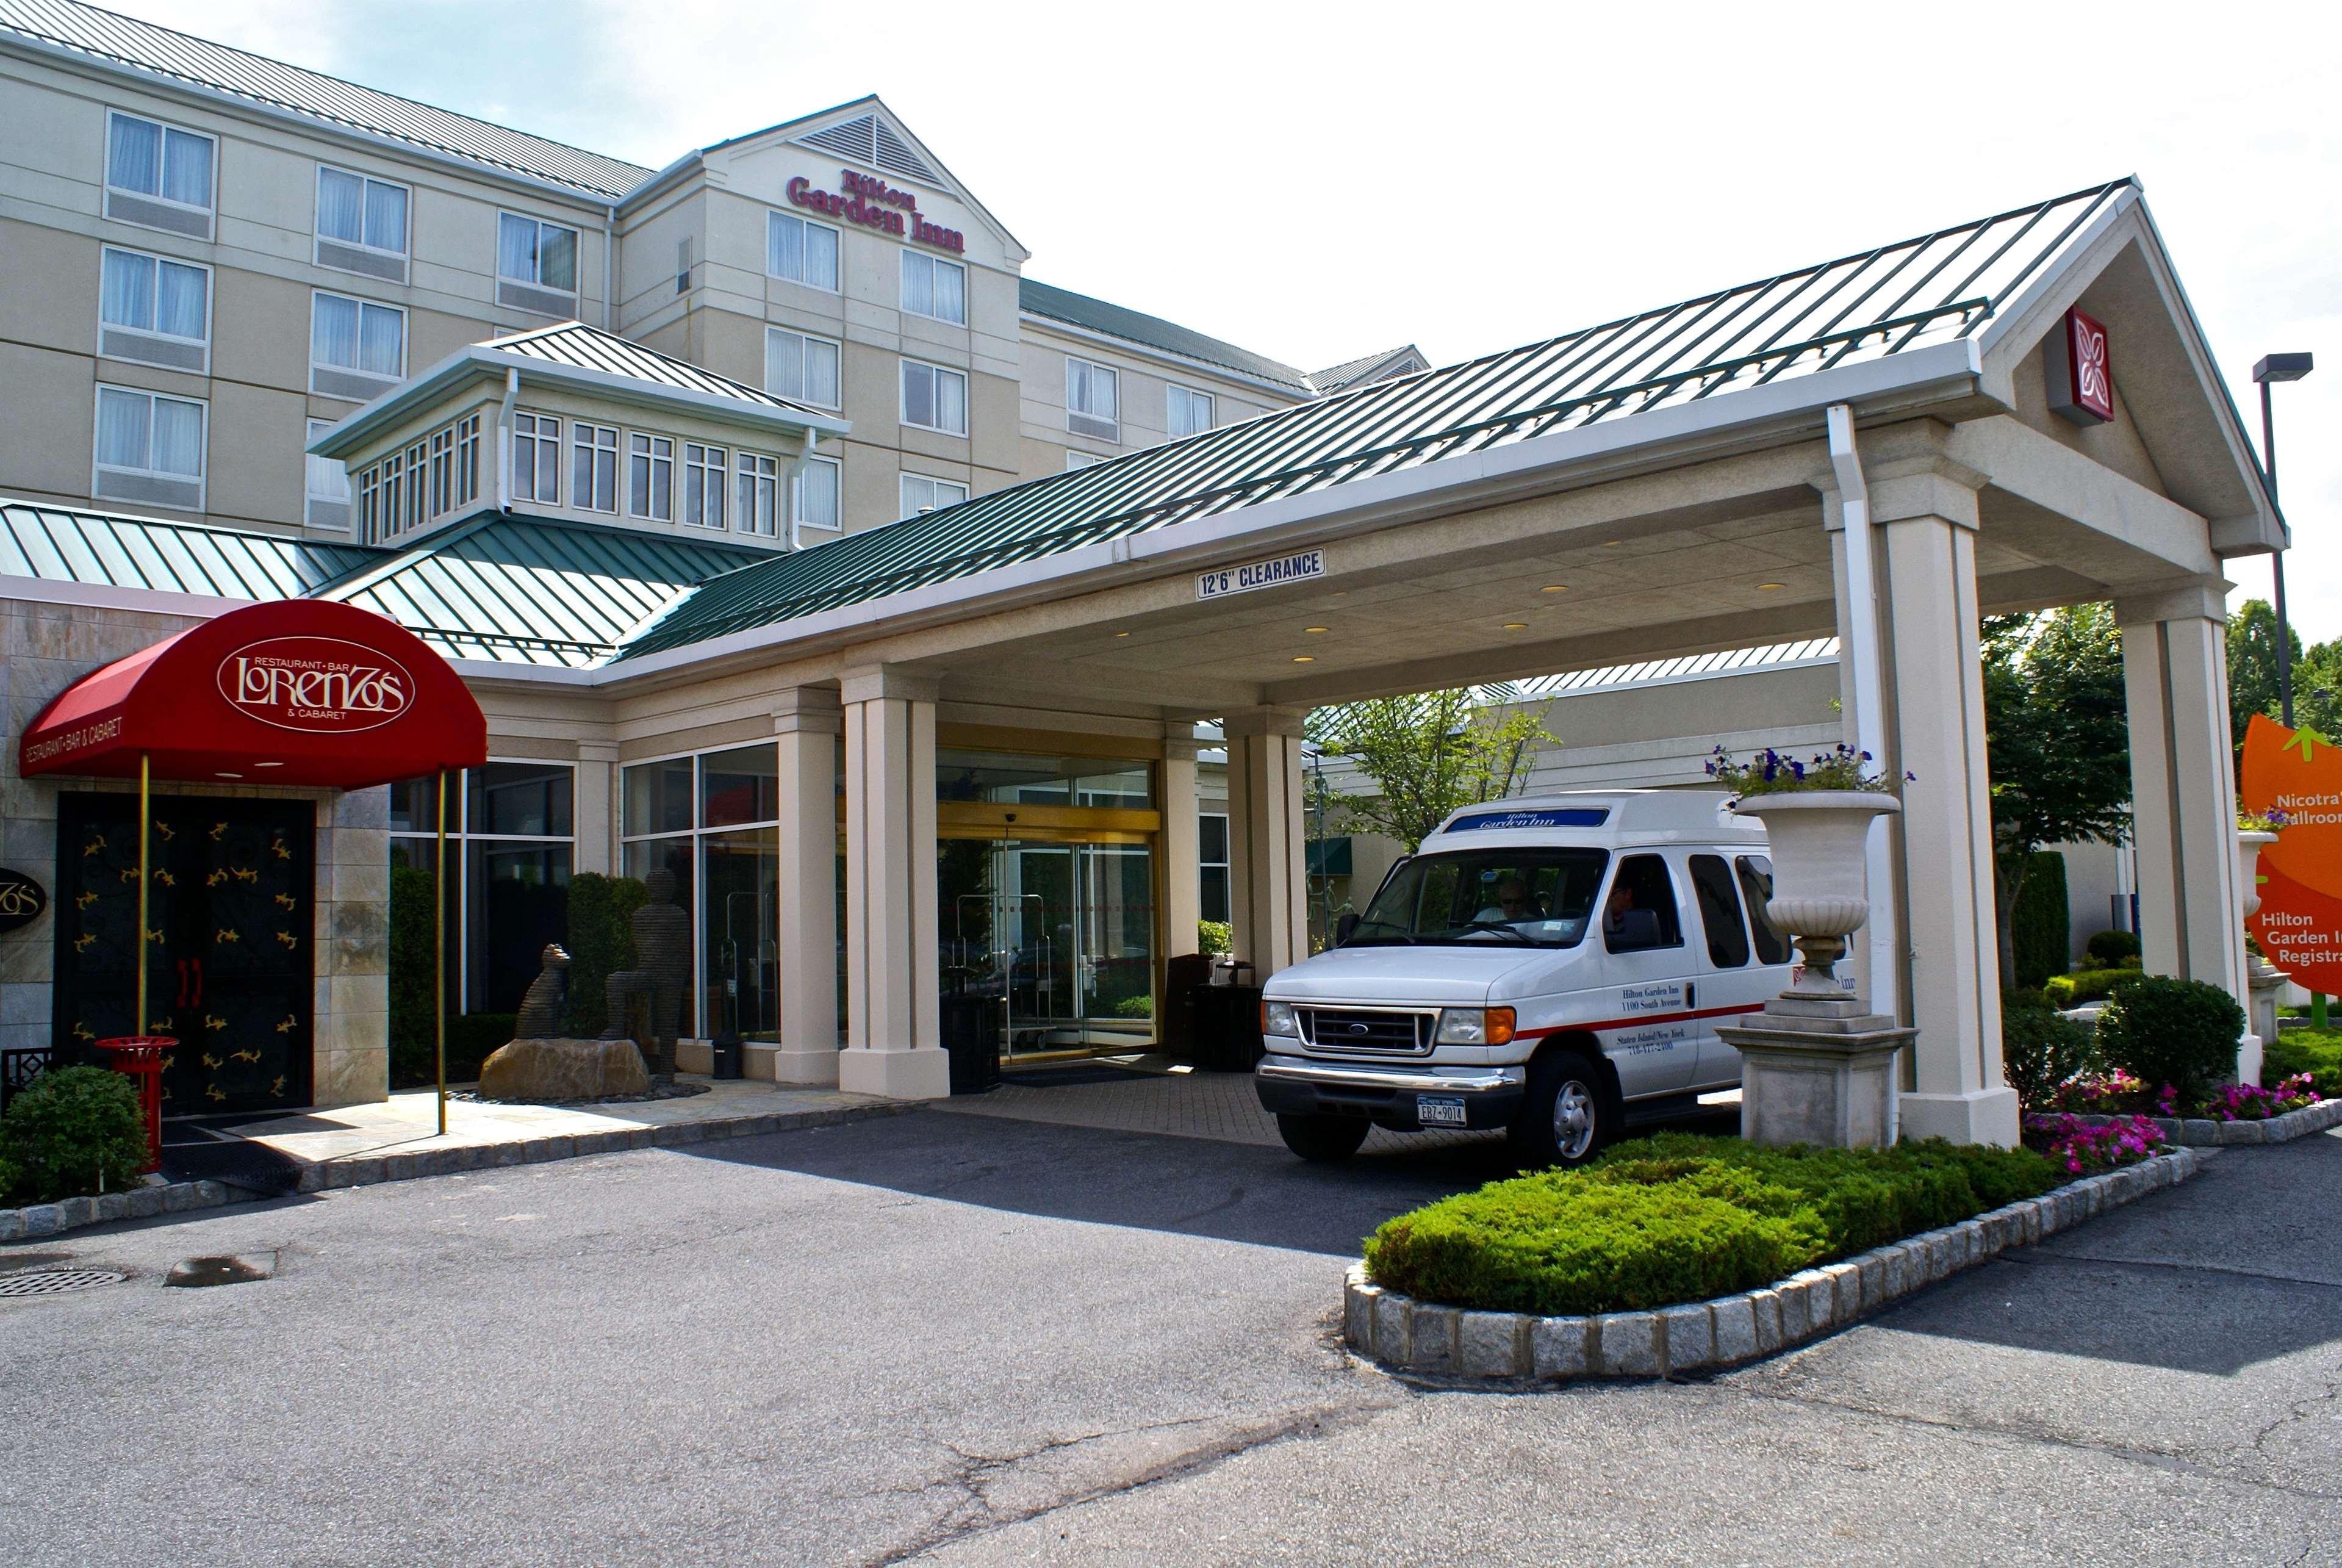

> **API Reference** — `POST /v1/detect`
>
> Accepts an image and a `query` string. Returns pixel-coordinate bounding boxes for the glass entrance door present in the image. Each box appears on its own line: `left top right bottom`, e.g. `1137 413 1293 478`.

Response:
939 836 1155 1060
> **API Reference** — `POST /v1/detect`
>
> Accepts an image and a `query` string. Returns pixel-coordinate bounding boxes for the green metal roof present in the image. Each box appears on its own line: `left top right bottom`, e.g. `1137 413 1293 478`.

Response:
623 179 2138 663
1020 279 1315 394
0 498 380 599
315 512 769 667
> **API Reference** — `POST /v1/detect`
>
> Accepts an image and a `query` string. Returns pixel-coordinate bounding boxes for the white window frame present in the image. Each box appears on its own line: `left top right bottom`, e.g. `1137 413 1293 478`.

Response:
735 450 782 538
767 210 841 292
103 109 215 233
1066 357 1119 442
92 383 206 511
511 410 561 506
627 431 674 522
900 358 969 436
793 453 842 534
899 472 969 519
309 289 407 400
1166 383 1216 440
764 328 842 409
306 417 351 530
571 422 619 513
1065 450 1102 472
681 441 728 530
96 244 212 372
497 212 581 306
315 164 411 269
899 250 966 325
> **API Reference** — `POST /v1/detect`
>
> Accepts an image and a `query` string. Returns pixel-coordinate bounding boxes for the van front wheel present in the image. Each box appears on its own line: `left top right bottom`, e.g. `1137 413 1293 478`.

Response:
1509 1052 1610 1169
1277 1113 1371 1163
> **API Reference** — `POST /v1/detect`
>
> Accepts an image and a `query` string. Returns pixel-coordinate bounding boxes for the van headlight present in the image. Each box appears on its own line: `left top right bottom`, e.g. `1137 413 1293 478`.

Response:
1437 1007 1516 1046
1262 999 1299 1037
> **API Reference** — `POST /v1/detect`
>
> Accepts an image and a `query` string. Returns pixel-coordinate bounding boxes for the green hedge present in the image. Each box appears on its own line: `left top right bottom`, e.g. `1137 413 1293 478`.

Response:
1 1066 150 1203
2043 968 2141 1008
564 872 647 1036
2260 1029 2342 1098
1363 1134 2056 1316
2008 852 2071 990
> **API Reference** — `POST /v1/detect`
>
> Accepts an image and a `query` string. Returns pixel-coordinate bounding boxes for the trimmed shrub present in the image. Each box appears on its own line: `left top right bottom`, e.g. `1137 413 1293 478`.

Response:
389 1013 519 1090
2008 852 2071 990
565 872 648 1037
2086 929 2143 967
1198 920 1232 957
2264 1029 2342 1099
1 1066 150 1202
1363 1133 2056 1315
387 864 439 1075
0 1151 22 1207
2095 975 2246 1105
2043 968 2141 1009
1113 994 1154 1018
2002 1005 2097 1110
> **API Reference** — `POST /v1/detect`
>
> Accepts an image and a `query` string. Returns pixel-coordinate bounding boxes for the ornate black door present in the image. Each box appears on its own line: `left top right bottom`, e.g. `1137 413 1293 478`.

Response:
53 795 314 1115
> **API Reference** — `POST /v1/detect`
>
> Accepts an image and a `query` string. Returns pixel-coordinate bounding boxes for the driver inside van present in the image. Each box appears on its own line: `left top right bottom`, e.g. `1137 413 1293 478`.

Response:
1475 877 1540 924
1603 882 1636 936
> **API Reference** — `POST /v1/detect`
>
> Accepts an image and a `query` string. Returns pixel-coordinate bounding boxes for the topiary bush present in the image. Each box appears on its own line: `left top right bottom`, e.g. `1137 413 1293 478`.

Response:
2095 975 2246 1105
1 1066 151 1203
2085 929 2142 967
2008 852 2071 990
2001 1005 2097 1110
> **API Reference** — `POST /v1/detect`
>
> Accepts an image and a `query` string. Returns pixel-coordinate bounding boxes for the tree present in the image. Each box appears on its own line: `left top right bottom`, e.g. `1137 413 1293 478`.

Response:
1982 606 2133 987
2227 597 2342 750
1306 688 1555 853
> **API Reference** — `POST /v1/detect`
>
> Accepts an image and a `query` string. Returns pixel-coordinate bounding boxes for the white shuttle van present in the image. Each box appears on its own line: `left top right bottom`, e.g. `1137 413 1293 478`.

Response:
1254 791 1794 1166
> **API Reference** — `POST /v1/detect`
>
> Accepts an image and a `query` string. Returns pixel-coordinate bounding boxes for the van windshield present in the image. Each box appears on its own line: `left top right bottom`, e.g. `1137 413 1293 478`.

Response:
1350 848 1610 948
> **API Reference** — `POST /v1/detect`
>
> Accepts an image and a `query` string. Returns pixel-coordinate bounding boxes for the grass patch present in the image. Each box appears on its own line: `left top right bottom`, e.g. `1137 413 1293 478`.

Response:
2265 1029 2342 1100
1362 1133 2058 1317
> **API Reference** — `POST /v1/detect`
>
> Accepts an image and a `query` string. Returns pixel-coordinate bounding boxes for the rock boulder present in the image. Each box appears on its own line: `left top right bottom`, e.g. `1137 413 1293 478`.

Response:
476 1037 652 1102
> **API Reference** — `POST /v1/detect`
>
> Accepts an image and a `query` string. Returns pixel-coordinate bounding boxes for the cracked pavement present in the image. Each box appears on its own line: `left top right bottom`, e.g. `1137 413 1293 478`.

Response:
5 1100 2341 1564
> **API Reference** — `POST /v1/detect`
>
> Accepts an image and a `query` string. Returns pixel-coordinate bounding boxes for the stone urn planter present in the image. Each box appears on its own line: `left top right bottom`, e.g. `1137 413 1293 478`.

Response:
2239 829 2279 921
1728 791 1903 998
2239 827 2286 1051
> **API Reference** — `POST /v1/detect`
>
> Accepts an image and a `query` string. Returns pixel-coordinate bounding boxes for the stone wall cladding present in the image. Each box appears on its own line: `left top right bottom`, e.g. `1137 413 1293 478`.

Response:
1342 1147 2205 1383
2044 1098 2342 1146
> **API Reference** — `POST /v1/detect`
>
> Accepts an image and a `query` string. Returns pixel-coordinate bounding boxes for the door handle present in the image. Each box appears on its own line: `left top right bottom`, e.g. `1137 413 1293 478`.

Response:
1687 981 1697 1009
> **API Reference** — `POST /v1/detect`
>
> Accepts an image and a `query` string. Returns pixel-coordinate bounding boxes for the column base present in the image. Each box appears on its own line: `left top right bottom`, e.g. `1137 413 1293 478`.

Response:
1719 1014 1909 1150
838 1046 951 1101
1899 1086 2021 1148
2236 1033 2266 1092
767 1045 841 1087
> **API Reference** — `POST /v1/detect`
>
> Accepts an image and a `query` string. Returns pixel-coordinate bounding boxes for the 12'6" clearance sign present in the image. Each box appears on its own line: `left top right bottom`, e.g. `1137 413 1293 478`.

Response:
788 169 965 254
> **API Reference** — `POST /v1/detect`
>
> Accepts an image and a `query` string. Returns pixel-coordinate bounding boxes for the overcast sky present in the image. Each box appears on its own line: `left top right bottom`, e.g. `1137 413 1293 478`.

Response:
121 0 2342 646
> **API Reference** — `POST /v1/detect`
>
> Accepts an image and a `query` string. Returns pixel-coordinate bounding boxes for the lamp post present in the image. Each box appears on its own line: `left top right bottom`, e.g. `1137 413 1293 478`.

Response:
2253 352 2314 725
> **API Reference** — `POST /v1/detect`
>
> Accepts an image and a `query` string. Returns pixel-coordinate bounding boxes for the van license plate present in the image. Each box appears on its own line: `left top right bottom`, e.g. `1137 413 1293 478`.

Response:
1417 1095 1468 1127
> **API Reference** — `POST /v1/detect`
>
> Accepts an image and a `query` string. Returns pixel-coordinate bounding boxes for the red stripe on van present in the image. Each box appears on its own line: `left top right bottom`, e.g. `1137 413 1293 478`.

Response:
1515 1002 1767 1041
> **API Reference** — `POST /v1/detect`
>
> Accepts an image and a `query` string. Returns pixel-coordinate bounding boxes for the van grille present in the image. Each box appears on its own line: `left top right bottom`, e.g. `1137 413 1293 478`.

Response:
1299 1007 1434 1056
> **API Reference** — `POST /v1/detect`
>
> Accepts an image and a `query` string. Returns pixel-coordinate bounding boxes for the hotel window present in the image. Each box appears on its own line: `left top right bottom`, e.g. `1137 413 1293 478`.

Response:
735 451 781 538
429 427 453 516
306 417 351 530
361 451 402 544
795 454 841 531
1199 813 1230 922
512 412 559 505
104 110 214 238
310 290 406 400
682 442 727 529
628 433 674 521
92 384 205 511
497 212 580 314
620 745 786 1042
389 763 577 1018
766 328 841 408
767 210 840 291
572 422 619 512
899 473 968 518
426 413 480 518
1065 450 1102 472
97 245 210 373
1066 358 1118 441
400 436 429 534
315 165 409 281
900 251 965 325
1166 384 1215 439
900 359 968 436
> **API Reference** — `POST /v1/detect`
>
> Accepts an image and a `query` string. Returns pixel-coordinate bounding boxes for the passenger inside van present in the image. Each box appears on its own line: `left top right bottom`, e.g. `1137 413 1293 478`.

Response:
1474 877 1542 924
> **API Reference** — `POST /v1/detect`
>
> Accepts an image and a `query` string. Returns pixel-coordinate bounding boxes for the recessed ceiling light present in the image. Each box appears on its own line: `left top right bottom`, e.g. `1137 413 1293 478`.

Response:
1114 631 1130 638
1758 582 1786 591
253 761 283 768
1541 584 1568 592
1291 655 1315 663
1304 626 1330 633
216 772 242 780
1601 540 1622 547
1503 622 1528 630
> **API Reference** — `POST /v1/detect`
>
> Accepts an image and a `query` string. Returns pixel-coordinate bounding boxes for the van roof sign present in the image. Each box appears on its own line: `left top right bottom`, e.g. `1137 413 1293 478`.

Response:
1446 807 1611 832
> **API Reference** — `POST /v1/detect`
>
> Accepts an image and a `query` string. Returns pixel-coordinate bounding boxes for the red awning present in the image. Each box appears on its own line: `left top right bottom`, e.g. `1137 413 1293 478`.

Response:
19 599 485 789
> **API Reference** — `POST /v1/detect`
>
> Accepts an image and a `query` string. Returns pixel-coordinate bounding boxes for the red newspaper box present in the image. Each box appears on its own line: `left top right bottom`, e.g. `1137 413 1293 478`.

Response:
95 1037 170 1175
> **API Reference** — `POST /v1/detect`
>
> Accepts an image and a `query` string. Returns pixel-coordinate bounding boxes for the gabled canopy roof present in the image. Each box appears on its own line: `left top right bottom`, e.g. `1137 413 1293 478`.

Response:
1 498 378 600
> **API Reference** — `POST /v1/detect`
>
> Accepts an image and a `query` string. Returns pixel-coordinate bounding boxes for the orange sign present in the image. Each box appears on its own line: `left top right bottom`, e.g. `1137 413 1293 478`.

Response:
2241 713 2342 992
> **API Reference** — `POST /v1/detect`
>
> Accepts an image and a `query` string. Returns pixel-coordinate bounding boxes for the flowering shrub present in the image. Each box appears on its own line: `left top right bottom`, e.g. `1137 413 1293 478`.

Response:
2236 806 2293 833
1706 743 1908 799
2039 1068 2319 1122
2022 1112 2165 1177
2044 1069 2150 1115
2207 1073 2321 1122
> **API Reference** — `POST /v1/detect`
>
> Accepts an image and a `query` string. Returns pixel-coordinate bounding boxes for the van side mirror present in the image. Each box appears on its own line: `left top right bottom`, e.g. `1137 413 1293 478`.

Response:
1334 911 1361 947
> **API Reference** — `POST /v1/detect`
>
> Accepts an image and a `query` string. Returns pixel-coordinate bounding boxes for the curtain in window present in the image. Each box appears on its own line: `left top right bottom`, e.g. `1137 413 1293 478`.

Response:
807 339 839 406
312 293 358 368
160 130 211 207
806 225 838 290
95 388 149 469
364 181 407 251
1091 366 1116 420
358 304 403 376
151 399 203 476
539 226 577 291
935 262 964 325
107 115 160 194
498 214 534 281
903 254 933 317
156 262 206 340
938 370 966 434
903 363 933 428
769 213 803 281
99 249 154 330
318 168 364 243
797 460 839 528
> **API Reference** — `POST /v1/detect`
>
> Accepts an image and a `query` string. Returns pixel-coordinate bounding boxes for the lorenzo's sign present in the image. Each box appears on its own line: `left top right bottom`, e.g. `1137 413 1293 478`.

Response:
1196 548 1325 600
2241 714 2342 994
218 636 412 734
2046 305 2114 425
0 868 46 933
787 169 965 254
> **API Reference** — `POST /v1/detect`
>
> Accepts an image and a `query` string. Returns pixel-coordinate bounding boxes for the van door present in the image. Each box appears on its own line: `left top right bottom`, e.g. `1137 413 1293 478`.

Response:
1687 852 1770 1087
1593 851 1698 1098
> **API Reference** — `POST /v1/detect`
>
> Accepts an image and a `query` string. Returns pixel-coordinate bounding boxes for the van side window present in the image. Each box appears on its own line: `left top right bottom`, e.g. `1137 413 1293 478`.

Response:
1603 854 1683 954
1735 854 1792 965
1689 854 1751 968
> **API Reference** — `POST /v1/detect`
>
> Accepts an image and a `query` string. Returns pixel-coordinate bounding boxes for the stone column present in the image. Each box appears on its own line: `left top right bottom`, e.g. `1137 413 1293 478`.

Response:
1869 456 2019 1146
772 688 842 1085
1223 706 1309 979
573 741 617 876
2115 580 2258 1083
838 666 949 1099
1160 726 1203 966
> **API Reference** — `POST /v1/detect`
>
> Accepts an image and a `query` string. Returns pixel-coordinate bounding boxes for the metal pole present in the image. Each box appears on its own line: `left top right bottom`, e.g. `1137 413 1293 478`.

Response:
435 770 447 1138
2263 379 2295 728
136 752 150 1037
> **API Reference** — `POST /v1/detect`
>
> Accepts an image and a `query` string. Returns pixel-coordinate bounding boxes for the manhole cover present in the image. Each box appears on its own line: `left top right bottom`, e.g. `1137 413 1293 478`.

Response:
0 1268 126 1298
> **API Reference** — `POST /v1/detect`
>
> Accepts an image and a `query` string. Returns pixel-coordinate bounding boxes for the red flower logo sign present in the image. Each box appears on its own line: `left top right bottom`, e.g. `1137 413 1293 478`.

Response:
216 636 413 735
2074 318 2110 411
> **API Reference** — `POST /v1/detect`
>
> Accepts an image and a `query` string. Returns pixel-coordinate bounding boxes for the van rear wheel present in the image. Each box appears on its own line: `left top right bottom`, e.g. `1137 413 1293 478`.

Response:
1509 1051 1611 1169
1277 1113 1371 1163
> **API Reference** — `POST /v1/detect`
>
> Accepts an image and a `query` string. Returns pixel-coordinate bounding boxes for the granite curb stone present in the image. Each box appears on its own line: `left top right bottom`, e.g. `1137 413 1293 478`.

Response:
1343 1148 2203 1383
2050 1097 2342 1146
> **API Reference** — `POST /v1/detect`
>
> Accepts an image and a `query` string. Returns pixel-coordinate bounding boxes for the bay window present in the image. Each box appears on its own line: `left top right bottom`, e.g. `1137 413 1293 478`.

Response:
735 450 781 537
571 423 619 512
682 442 727 529
512 412 560 506
628 433 674 521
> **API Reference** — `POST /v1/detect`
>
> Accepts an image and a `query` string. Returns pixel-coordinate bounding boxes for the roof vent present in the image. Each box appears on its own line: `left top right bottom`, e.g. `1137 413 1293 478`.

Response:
801 116 877 164
873 122 937 182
